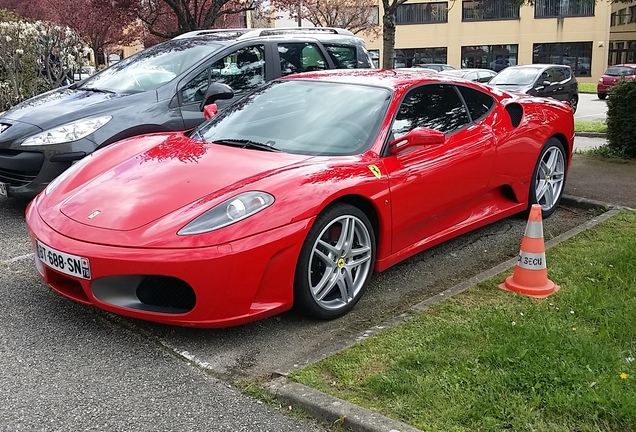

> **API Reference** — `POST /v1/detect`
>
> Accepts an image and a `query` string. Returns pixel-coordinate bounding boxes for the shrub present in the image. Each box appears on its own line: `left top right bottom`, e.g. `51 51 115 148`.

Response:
606 78 636 158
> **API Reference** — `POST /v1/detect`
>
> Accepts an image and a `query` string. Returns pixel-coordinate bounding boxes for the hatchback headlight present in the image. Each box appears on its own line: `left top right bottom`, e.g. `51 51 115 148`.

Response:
178 191 274 235
22 116 112 146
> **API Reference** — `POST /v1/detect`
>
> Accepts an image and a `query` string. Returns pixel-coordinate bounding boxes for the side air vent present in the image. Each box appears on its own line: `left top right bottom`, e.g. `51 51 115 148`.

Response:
505 103 523 128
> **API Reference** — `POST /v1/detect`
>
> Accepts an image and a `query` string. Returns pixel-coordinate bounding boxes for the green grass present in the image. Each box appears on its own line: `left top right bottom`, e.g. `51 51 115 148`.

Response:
582 144 634 160
290 211 636 432
578 83 597 93
575 121 607 134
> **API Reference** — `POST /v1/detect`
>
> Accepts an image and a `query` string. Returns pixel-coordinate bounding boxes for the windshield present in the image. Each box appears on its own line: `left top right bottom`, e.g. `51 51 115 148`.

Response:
605 66 635 76
194 80 392 156
78 39 222 94
489 68 540 86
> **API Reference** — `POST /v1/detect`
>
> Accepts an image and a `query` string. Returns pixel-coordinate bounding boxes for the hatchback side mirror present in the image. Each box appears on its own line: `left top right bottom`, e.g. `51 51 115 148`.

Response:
199 83 234 111
389 127 445 154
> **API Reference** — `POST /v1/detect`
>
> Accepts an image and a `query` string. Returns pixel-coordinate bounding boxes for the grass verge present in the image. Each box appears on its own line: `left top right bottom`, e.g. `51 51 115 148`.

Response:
290 211 636 432
575 120 607 134
581 145 635 160
578 83 596 93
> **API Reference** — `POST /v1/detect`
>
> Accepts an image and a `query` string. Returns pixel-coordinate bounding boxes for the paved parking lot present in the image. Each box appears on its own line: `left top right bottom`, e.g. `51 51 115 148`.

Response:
574 92 607 122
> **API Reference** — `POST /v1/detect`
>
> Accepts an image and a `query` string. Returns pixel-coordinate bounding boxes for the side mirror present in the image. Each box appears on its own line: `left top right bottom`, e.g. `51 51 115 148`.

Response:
199 83 234 111
542 80 551 87
203 103 219 120
389 127 445 154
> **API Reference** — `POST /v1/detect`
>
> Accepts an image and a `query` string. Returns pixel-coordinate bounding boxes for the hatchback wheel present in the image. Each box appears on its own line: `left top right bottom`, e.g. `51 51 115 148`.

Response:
529 138 566 218
294 203 375 320
598 93 607 100
568 94 579 113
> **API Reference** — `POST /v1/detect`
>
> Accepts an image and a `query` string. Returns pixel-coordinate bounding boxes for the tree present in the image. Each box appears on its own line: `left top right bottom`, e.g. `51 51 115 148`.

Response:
381 0 408 68
271 0 380 35
131 0 258 40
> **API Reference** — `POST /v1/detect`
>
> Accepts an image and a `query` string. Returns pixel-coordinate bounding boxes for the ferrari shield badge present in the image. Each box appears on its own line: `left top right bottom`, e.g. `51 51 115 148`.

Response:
368 165 381 179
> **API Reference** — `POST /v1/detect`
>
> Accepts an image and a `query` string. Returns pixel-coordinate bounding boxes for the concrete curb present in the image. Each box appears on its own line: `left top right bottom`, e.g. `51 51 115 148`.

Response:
263 196 625 432
575 132 606 138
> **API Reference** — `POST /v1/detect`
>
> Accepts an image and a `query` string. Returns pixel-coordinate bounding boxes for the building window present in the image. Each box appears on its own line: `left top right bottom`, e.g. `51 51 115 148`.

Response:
609 40 636 65
611 11 618 26
461 45 518 72
533 42 592 77
619 8 628 24
396 2 448 24
369 49 380 68
394 47 448 68
462 0 520 21
534 0 594 17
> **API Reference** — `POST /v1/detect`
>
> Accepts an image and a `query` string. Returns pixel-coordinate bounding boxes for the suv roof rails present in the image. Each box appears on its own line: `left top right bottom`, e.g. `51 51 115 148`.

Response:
173 29 252 40
173 27 355 40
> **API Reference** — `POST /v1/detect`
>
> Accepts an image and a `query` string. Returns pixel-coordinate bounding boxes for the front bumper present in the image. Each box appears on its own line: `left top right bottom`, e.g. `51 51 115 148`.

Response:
26 201 314 327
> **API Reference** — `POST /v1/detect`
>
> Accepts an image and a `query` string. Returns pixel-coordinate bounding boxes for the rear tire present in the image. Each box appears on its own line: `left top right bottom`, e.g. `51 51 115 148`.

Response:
598 93 607 100
568 94 578 113
294 203 375 320
529 138 566 218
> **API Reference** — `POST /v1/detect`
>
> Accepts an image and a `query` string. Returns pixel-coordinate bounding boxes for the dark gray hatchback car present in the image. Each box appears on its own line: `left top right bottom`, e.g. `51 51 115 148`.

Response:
488 64 579 113
0 27 374 199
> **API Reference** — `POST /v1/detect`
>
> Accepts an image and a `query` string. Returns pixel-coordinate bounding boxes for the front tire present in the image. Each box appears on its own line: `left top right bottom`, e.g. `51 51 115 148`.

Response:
294 203 376 320
568 94 579 113
598 93 607 100
529 138 566 218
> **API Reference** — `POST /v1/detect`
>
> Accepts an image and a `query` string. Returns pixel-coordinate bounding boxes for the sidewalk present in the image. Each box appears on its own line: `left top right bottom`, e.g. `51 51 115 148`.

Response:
569 135 636 209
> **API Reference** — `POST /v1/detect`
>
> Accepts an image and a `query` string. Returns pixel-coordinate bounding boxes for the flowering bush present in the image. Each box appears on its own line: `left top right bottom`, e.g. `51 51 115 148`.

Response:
0 20 88 111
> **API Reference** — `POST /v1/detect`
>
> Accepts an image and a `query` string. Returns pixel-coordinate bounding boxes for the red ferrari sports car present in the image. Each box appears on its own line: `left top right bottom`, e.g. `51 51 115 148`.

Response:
26 70 574 328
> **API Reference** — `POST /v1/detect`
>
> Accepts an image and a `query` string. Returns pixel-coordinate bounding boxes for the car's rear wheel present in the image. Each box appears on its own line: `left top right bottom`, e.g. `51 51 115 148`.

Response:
529 138 566 218
294 203 375 320
568 94 579 113
598 93 607 100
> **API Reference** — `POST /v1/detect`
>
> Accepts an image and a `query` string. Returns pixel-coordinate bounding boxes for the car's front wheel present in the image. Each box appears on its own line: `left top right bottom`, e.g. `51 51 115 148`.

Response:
529 138 567 218
294 203 375 320
568 94 579 113
598 93 607 100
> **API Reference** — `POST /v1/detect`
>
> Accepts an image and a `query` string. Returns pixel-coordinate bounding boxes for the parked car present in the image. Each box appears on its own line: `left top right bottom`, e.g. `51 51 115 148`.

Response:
412 63 455 72
597 64 636 99
26 69 574 327
439 68 497 83
488 64 579 113
0 27 374 200
73 66 96 82
397 67 438 74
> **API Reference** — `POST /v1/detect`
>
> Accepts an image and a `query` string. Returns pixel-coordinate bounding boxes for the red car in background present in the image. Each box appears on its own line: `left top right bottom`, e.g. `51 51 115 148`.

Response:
597 64 636 99
26 70 575 328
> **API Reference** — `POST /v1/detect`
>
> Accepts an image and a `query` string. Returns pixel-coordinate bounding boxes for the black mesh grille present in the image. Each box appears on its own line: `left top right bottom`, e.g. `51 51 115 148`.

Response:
136 276 196 311
505 103 524 128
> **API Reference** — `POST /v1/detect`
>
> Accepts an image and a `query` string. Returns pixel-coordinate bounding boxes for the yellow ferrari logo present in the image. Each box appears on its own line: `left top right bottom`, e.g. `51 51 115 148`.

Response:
337 258 345 268
368 165 381 179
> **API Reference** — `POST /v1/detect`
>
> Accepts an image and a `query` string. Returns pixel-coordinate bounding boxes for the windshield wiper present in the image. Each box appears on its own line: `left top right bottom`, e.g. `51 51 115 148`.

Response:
213 138 281 152
80 87 116 94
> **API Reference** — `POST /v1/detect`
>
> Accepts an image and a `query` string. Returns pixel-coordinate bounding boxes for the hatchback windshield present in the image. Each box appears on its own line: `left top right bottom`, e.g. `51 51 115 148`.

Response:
605 66 635 76
194 80 392 156
489 68 540 86
78 39 222 94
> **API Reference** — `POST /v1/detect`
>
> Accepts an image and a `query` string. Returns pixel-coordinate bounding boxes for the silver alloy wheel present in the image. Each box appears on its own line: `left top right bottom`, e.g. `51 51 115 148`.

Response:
307 214 373 311
568 95 578 113
534 145 565 212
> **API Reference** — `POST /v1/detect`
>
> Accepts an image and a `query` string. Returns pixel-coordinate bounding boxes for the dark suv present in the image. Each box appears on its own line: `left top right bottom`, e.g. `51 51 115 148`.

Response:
0 27 374 199
488 64 579 113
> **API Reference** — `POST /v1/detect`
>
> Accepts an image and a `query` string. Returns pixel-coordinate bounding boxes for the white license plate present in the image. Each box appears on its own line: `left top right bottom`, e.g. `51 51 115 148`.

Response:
0 183 6 197
35 239 91 280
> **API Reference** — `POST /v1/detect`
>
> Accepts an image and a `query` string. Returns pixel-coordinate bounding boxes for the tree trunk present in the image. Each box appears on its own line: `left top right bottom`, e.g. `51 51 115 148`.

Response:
382 10 396 69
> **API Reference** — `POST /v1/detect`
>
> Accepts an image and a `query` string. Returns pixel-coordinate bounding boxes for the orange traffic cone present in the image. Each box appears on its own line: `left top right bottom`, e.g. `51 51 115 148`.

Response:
499 204 559 298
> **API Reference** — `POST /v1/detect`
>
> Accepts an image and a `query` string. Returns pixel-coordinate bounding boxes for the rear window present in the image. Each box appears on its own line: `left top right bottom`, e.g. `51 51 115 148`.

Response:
605 66 635 76
324 45 358 69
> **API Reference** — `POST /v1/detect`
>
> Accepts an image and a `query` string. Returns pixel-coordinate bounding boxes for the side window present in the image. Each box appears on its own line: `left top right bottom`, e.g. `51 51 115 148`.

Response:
182 69 210 104
553 68 566 83
278 43 328 76
457 86 495 122
539 68 554 85
465 71 478 81
478 70 495 83
324 44 357 69
211 45 266 93
392 84 470 137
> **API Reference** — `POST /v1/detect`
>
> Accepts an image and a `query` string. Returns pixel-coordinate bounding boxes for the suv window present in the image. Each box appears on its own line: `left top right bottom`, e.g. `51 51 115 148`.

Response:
324 45 358 68
182 45 266 104
457 86 495 121
392 84 470 137
278 42 328 76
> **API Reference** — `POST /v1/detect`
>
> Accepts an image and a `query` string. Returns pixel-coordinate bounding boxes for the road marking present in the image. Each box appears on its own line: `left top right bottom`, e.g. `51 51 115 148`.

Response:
1 253 34 265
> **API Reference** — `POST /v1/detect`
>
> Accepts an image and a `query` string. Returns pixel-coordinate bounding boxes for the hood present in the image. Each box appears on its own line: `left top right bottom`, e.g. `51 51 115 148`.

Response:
2 86 154 128
56 134 313 231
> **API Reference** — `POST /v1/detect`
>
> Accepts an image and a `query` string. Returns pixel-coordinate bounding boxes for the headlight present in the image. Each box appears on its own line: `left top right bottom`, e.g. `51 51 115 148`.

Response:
21 116 112 146
178 191 274 235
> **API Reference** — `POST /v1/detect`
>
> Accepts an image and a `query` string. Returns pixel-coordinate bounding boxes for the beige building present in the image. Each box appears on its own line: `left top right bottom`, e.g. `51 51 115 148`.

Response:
608 2 636 64
362 0 620 83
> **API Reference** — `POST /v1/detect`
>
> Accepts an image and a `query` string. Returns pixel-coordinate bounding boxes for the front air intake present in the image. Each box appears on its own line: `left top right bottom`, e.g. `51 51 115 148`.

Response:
136 276 196 311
